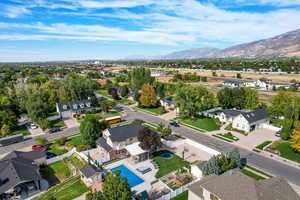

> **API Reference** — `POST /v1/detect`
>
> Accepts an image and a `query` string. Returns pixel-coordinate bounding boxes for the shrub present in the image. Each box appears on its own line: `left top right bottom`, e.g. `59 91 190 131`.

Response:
76 145 89 152
39 119 51 130
56 137 67 145
35 137 48 145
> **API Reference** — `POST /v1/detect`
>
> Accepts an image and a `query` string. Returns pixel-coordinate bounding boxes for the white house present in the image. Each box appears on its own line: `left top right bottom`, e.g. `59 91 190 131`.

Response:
56 99 95 119
79 164 104 192
218 109 270 133
255 80 272 90
223 80 243 87
160 97 175 110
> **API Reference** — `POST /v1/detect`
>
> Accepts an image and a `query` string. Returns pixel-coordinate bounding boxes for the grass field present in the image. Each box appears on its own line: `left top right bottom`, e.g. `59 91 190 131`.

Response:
50 120 66 128
35 176 89 200
10 125 31 136
40 160 71 184
273 142 300 164
180 117 220 132
171 191 188 200
153 150 190 178
255 141 272 150
66 135 82 147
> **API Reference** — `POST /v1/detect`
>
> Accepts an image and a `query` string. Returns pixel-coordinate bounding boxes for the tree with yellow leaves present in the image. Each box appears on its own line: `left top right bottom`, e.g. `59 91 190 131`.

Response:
290 129 300 153
139 83 157 108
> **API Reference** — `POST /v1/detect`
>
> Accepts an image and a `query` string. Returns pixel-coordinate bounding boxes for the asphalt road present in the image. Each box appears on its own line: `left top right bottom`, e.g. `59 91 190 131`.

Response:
0 127 79 154
121 106 300 187
1 106 300 187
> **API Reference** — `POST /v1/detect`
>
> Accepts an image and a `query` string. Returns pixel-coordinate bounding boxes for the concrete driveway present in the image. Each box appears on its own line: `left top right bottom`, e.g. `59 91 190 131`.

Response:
64 118 79 128
235 128 278 150
28 126 44 136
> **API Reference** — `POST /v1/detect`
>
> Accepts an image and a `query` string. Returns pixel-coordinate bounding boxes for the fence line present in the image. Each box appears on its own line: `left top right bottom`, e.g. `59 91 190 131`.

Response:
46 148 76 164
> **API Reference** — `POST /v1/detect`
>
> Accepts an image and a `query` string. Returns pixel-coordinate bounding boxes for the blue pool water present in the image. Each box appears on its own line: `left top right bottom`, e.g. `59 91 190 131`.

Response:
161 153 173 159
111 165 144 187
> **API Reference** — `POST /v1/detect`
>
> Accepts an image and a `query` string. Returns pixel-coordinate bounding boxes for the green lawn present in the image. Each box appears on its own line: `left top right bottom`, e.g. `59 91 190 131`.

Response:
35 176 89 200
85 111 121 121
10 125 31 136
270 119 283 128
64 155 86 169
48 144 68 156
180 117 220 132
171 191 188 200
117 98 135 105
96 89 111 99
245 165 272 178
214 132 239 142
241 169 266 180
153 150 190 178
255 141 272 150
47 112 59 118
66 135 82 147
50 120 66 128
40 160 71 184
273 142 300 164
135 106 166 116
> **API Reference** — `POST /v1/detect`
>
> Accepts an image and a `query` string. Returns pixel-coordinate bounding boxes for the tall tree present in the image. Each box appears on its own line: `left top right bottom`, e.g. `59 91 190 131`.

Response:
244 88 258 110
86 171 132 200
139 84 157 107
290 129 300 153
80 116 107 147
138 127 162 152
129 68 154 89
174 85 217 118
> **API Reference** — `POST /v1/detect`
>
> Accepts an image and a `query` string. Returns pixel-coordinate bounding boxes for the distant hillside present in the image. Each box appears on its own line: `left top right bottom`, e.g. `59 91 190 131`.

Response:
124 29 300 60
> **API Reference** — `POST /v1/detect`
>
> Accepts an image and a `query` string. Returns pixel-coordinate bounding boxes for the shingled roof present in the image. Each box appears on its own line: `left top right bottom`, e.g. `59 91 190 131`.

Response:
222 109 270 124
189 169 300 200
107 122 145 142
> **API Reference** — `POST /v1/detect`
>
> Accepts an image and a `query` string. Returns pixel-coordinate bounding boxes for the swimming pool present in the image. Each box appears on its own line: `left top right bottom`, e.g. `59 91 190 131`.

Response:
111 165 144 187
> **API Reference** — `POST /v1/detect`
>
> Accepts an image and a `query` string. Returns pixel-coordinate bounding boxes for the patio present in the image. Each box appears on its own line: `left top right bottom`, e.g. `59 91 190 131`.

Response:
172 143 213 163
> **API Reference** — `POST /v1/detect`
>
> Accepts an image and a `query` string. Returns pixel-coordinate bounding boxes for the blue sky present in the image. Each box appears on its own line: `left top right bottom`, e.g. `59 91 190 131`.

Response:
1 0 300 62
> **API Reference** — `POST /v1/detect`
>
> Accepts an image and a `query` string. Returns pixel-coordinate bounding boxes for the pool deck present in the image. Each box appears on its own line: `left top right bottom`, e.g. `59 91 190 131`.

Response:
104 159 159 193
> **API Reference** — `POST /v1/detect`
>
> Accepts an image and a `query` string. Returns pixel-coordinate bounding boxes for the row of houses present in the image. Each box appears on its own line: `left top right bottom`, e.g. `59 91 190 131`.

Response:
223 79 291 90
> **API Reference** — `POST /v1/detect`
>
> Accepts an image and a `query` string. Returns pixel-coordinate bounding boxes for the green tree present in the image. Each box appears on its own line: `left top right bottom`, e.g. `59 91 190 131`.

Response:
236 73 242 79
139 84 157 107
0 124 10 136
80 116 107 147
120 85 129 97
86 171 132 200
244 88 258 110
129 68 154 89
35 137 48 145
174 85 217 118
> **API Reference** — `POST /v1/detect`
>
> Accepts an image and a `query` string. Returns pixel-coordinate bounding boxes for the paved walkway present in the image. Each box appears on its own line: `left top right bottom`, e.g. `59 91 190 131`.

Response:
159 110 177 121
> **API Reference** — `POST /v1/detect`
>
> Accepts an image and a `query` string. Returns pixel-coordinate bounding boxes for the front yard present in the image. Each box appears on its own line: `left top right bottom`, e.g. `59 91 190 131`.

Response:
213 132 239 143
270 142 300 164
10 125 31 136
180 117 220 132
152 150 190 178
50 120 66 128
48 135 84 156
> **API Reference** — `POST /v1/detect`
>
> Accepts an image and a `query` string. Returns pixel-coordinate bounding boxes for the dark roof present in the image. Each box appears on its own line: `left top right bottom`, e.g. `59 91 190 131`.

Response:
223 80 242 85
107 123 145 142
189 169 300 200
57 99 92 112
223 109 243 117
222 109 270 124
80 164 102 178
240 109 270 124
163 97 174 105
96 137 112 152
3 150 46 161
0 153 42 194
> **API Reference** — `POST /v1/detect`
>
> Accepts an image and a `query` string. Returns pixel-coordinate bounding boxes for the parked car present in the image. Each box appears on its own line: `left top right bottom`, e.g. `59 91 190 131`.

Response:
275 131 281 137
32 144 47 151
30 123 38 129
169 121 179 127
49 127 61 133
46 151 56 159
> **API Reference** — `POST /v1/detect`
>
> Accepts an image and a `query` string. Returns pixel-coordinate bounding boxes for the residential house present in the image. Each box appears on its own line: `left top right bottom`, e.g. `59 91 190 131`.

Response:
255 80 272 90
79 164 104 192
96 123 146 160
188 169 300 200
218 109 270 132
0 150 47 199
222 80 243 87
160 97 175 110
56 99 95 119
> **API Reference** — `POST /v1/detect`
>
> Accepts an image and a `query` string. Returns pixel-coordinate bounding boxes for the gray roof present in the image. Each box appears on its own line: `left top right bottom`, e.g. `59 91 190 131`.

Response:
57 99 92 112
163 97 174 105
107 123 145 142
80 164 102 178
223 109 270 124
3 150 46 161
240 109 270 124
96 137 112 152
0 152 42 194
189 169 300 200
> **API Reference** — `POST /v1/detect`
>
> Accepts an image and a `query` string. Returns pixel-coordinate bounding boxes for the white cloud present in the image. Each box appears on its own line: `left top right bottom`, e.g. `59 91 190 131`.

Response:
77 0 155 9
3 6 31 18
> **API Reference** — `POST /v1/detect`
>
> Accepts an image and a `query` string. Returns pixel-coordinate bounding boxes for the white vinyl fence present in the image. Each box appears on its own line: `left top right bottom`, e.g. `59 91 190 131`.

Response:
46 148 76 164
156 179 199 200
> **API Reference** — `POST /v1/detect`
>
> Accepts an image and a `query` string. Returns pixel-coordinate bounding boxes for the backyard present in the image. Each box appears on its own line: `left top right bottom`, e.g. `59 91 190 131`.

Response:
180 117 220 132
152 150 190 178
48 135 83 156
34 176 89 200
171 191 188 200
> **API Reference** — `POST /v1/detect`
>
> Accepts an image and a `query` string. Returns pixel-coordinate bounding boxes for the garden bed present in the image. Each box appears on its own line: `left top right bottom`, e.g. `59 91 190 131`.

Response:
253 141 272 152
213 132 239 142
161 169 194 190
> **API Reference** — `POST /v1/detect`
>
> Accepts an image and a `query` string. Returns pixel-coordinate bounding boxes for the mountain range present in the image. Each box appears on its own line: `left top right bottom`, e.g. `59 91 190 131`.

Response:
124 29 300 60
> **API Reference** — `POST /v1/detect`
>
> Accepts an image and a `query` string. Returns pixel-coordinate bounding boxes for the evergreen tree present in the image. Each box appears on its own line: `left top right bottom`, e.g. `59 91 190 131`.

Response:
120 85 129 97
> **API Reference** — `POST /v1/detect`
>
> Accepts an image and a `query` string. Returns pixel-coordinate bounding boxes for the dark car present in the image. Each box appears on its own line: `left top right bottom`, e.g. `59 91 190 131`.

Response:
46 151 56 159
275 131 281 137
169 121 179 127
49 127 61 133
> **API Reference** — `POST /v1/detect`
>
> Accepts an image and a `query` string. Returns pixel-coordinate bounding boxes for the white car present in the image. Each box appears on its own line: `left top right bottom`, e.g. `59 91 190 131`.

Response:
30 123 38 129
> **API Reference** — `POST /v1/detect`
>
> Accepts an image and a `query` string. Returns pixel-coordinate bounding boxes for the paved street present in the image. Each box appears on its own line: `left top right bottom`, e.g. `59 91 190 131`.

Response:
0 127 79 154
120 106 300 187
1 106 300 187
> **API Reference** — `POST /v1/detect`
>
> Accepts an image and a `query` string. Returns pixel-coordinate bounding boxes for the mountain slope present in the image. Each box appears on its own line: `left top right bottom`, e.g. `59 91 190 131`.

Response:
159 47 220 59
217 29 300 58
